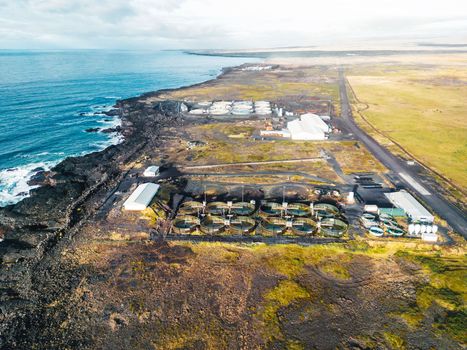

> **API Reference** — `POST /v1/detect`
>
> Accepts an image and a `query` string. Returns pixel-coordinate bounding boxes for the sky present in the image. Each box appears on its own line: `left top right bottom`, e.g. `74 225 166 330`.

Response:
1 0 466 50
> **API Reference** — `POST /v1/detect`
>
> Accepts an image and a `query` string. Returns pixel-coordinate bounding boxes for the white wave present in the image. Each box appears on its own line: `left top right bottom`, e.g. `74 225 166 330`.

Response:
99 116 122 128
14 151 65 159
91 104 114 113
92 133 124 150
0 161 56 207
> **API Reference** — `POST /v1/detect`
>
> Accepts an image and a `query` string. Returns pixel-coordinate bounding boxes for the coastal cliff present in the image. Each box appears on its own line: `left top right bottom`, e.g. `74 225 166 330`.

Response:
0 96 183 346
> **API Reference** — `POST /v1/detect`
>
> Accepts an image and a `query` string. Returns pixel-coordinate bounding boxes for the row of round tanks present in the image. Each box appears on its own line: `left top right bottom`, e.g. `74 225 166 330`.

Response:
174 200 348 237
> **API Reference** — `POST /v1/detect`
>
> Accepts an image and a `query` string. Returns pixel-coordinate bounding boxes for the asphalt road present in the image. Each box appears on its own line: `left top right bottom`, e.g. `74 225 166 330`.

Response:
338 69 467 238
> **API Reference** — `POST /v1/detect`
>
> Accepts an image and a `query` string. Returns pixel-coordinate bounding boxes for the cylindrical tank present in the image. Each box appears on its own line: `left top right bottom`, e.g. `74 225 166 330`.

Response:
200 215 225 235
230 202 256 216
229 216 256 234
178 201 204 216
420 225 426 234
408 224 415 234
172 215 200 234
426 225 432 234
291 218 317 236
260 217 287 236
432 225 438 233
286 203 311 217
259 202 284 217
206 202 229 216
414 224 421 234
320 218 348 237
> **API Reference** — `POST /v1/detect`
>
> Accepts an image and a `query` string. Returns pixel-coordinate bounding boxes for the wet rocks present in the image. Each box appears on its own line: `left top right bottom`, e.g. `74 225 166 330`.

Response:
85 127 100 133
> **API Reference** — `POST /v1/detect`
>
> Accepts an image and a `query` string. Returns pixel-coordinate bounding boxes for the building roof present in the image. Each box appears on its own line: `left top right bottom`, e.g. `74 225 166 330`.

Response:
143 166 160 177
123 183 160 211
301 113 330 133
287 118 325 140
384 190 433 221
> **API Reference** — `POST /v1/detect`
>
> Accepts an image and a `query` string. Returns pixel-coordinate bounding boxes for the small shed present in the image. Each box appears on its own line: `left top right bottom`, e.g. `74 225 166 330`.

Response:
123 183 160 211
143 166 160 177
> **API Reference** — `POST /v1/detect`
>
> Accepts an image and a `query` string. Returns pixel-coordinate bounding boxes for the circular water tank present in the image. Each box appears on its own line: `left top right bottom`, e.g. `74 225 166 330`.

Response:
414 224 421 234
432 225 438 233
420 225 426 233
408 224 415 234
426 225 432 234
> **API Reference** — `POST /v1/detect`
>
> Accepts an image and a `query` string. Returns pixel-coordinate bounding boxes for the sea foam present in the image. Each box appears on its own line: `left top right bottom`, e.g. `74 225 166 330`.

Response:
0 162 55 206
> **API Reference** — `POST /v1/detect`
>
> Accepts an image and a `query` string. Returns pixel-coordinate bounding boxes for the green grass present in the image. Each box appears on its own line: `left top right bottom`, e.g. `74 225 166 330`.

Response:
348 66 467 188
319 261 351 280
383 332 406 350
394 250 467 342
259 280 311 341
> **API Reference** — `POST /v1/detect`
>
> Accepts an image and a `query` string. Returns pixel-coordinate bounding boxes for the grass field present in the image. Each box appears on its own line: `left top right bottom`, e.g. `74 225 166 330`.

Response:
347 65 467 190
180 123 386 176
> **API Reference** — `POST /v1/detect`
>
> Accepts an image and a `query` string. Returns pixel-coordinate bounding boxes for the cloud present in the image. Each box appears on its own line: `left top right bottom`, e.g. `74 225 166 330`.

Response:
0 0 466 49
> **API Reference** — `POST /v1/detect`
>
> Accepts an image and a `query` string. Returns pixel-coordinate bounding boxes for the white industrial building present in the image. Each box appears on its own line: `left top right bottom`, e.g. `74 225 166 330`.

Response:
301 113 331 133
123 183 160 211
287 114 328 140
384 190 434 223
143 165 160 177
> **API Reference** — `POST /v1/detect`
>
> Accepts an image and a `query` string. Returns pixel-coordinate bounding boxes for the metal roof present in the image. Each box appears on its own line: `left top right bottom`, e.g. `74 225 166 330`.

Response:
123 183 160 211
384 190 434 221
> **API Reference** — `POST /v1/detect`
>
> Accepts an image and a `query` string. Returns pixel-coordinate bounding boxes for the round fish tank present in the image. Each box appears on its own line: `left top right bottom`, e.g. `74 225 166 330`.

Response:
360 213 378 228
380 217 398 227
259 202 284 217
260 217 287 236
230 202 256 216
178 201 204 216
291 218 317 236
206 202 229 216
229 216 257 234
320 218 348 237
200 215 226 235
368 226 384 237
386 226 405 237
286 203 311 217
172 215 200 234
313 203 339 219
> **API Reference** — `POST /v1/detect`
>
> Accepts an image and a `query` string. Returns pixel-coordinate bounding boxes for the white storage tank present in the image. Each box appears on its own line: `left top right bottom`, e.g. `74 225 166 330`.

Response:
414 224 421 234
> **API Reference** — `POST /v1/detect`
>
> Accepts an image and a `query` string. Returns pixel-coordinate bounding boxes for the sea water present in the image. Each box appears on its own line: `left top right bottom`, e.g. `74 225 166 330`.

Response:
0 50 256 206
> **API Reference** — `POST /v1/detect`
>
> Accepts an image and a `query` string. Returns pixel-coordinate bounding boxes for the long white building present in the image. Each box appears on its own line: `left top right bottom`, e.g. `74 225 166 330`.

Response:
384 190 434 223
123 183 160 211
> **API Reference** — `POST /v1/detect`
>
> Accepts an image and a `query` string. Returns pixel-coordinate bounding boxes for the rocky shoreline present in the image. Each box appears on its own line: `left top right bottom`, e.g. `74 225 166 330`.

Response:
0 84 186 346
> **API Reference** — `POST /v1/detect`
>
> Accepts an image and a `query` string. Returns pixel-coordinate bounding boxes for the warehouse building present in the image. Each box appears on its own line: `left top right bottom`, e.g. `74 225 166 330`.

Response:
300 113 331 133
287 114 328 140
384 190 434 223
123 183 160 211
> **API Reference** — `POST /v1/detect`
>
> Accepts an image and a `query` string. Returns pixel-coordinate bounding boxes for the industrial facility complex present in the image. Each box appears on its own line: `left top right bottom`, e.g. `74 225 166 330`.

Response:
120 152 441 243
108 79 451 245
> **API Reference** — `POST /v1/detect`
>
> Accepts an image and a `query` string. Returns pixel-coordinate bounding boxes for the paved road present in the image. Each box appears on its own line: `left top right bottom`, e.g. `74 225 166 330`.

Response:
339 69 467 238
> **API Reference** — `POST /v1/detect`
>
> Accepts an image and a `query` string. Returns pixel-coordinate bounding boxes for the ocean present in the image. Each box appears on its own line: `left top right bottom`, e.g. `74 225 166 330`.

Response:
0 50 256 206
